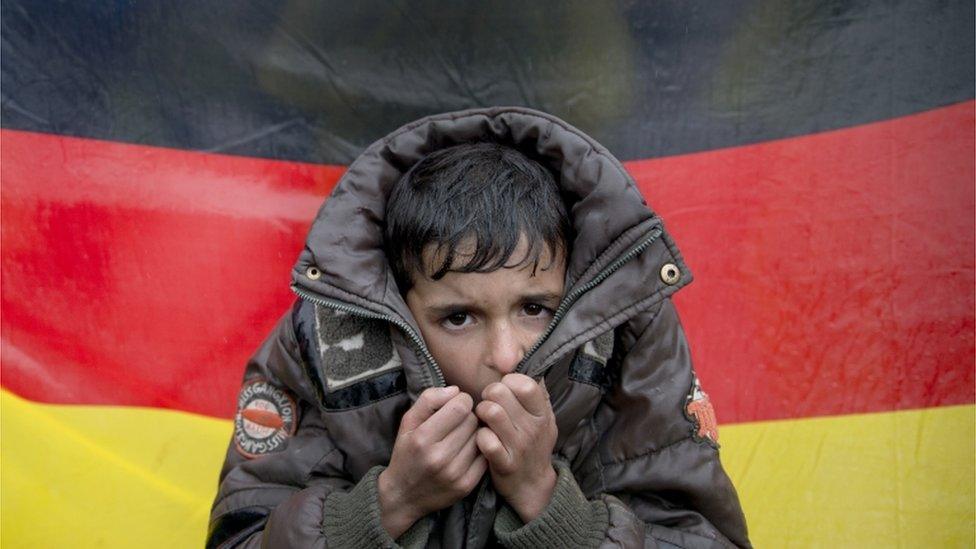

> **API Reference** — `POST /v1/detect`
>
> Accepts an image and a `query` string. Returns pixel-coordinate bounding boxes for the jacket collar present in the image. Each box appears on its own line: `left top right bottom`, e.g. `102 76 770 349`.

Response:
291 106 686 385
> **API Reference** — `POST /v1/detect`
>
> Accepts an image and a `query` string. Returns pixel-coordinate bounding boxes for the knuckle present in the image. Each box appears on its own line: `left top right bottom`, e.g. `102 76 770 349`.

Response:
400 408 416 425
503 374 530 392
515 379 536 396
445 462 464 483
484 383 506 401
436 448 453 467
447 401 468 418
487 437 505 456
409 430 429 448
485 402 504 419
475 401 490 417
428 449 449 470
503 373 528 385
402 436 421 454
476 428 494 449
456 392 473 410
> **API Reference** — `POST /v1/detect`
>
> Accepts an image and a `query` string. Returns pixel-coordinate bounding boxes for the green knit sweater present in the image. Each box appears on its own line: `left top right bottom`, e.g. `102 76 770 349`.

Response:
322 460 610 548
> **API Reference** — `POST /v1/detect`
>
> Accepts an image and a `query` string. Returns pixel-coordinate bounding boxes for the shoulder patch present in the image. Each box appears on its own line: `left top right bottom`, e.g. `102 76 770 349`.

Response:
582 330 615 365
234 378 298 458
685 375 719 445
569 330 615 388
314 304 402 391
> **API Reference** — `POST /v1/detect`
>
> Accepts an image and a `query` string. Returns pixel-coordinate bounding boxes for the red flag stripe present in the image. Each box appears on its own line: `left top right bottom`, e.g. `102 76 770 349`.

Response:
2 101 972 422
1 134 339 416
638 100 975 422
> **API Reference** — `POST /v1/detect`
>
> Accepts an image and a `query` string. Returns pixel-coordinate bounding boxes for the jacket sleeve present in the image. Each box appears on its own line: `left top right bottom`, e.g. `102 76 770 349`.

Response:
206 301 430 548
493 298 751 549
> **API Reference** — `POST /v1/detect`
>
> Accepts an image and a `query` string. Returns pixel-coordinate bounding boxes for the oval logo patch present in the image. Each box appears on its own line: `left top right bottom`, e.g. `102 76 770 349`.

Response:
234 378 297 458
685 375 719 445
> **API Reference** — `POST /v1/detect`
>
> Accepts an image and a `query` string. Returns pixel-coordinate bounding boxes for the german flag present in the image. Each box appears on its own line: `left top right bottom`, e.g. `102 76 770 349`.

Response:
2 2 973 546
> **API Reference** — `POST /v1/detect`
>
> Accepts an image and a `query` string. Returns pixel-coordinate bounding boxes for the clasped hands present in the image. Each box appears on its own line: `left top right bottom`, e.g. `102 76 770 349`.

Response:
378 374 558 539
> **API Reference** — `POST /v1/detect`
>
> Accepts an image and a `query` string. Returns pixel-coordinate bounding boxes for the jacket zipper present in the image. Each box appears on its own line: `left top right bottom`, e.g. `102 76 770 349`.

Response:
289 225 663 389
289 285 447 387
515 226 663 375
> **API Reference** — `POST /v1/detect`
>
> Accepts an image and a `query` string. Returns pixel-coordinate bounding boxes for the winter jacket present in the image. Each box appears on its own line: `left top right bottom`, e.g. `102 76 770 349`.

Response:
207 106 751 548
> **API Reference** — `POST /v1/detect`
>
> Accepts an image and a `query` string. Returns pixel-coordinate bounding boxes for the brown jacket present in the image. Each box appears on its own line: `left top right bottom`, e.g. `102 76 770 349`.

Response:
207 107 751 548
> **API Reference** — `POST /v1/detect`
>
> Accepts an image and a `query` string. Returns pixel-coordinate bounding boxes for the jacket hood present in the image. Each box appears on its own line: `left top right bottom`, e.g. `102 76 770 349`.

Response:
291 106 692 382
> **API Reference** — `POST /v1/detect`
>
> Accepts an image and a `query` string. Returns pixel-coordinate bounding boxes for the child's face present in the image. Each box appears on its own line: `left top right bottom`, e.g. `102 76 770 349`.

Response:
404 238 566 401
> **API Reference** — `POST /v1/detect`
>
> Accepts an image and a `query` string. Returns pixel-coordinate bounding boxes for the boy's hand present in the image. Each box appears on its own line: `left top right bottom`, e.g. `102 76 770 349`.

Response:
475 373 558 523
378 386 487 539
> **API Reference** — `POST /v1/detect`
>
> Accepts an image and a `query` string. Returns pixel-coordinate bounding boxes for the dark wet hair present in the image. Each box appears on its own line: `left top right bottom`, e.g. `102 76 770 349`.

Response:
384 141 571 293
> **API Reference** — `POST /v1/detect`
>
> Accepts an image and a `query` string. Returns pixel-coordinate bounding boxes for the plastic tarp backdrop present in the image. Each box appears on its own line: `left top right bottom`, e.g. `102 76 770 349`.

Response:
2 1 974 546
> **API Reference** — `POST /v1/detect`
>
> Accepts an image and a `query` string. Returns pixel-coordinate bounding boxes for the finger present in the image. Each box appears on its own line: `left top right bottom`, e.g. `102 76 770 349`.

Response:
481 382 526 426
437 410 479 455
399 386 459 433
501 373 551 417
474 399 519 448
458 454 488 492
445 428 481 475
415 392 474 442
476 426 512 470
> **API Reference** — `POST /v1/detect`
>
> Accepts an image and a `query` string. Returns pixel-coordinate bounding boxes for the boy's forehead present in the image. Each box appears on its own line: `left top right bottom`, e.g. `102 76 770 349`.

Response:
408 246 567 309
415 235 565 281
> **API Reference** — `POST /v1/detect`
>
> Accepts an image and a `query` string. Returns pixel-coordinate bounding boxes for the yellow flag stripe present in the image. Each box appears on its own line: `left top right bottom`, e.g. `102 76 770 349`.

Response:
1 389 231 546
2 388 973 547
721 403 975 547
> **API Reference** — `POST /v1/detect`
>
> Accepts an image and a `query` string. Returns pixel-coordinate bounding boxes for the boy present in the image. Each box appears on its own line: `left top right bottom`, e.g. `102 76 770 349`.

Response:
207 107 750 548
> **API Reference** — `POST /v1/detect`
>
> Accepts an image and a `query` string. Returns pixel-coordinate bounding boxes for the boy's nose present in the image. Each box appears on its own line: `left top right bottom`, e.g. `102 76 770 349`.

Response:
486 322 526 374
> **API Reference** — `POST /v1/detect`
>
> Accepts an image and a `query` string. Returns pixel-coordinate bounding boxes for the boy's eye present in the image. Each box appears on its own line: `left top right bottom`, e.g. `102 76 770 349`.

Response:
523 303 550 317
444 312 472 328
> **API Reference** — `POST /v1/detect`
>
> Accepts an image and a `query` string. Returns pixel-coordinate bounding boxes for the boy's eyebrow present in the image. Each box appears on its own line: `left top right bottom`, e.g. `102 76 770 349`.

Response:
521 292 564 305
425 292 564 315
